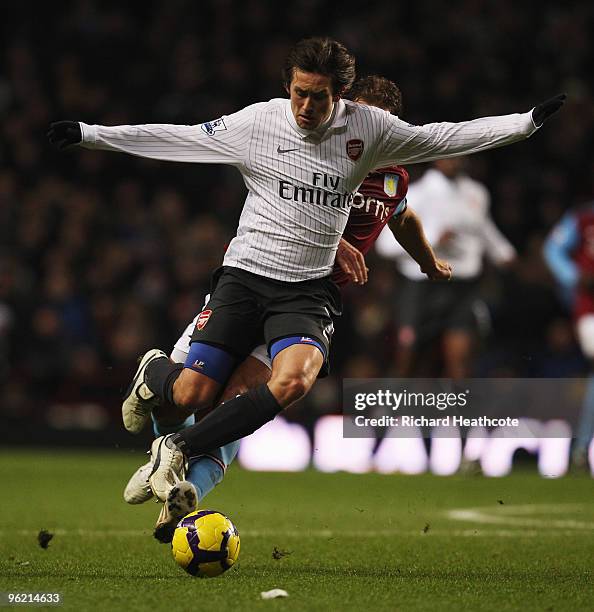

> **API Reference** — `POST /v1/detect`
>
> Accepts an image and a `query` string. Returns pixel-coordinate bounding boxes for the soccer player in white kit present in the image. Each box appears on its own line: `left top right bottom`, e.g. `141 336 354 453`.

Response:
376 156 516 379
48 37 565 510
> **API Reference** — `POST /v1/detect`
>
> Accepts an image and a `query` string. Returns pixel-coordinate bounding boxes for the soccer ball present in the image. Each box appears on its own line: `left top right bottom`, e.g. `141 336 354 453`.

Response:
171 510 240 578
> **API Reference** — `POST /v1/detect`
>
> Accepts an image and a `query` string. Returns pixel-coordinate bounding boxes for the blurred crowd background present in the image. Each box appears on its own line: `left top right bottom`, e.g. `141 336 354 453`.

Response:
1 0 593 444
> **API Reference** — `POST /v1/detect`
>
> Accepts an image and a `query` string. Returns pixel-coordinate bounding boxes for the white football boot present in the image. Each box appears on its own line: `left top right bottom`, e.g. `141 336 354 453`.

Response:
154 481 198 543
148 434 187 501
122 348 167 434
123 459 154 504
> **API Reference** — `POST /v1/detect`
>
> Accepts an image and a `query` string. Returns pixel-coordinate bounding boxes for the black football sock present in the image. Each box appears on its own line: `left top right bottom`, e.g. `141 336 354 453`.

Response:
145 358 184 404
171 384 282 455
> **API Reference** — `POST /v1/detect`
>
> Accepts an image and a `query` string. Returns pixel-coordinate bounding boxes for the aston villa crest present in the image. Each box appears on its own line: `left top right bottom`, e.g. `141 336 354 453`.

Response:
383 173 399 197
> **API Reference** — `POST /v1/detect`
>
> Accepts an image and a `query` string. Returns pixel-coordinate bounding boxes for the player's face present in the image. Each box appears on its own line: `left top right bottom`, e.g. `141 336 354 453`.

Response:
288 70 338 130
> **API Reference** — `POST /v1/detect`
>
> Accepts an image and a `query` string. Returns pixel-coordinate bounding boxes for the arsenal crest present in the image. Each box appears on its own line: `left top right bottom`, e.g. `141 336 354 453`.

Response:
346 139 364 161
196 309 213 331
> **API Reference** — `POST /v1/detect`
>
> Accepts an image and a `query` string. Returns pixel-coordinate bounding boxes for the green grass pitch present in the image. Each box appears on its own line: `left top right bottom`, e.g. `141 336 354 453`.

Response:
1 449 593 611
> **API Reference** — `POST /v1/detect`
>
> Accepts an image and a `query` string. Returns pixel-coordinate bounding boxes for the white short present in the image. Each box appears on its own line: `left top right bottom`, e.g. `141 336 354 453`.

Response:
170 294 272 369
576 314 594 359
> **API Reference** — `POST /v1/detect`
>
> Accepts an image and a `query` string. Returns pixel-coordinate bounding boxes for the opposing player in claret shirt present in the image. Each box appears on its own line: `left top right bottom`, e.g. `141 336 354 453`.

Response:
333 75 449 289
48 36 565 533
544 203 594 468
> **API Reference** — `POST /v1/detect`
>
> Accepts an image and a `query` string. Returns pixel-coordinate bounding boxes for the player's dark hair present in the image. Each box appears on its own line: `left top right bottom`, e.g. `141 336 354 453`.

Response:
348 75 403 116
282 37 356 96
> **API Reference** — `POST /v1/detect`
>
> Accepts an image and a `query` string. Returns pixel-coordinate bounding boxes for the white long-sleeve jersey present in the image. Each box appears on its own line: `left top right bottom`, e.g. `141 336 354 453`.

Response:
80 98 537 282
376 168 516 279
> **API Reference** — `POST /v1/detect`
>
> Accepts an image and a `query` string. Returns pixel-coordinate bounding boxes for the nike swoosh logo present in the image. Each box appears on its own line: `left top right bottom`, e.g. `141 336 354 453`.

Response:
277 145 300 154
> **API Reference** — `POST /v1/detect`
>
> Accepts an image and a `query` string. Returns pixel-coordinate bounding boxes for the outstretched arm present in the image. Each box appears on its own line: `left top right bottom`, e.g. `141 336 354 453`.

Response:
374 94 566 167
47 106 260 168
388 207 452 280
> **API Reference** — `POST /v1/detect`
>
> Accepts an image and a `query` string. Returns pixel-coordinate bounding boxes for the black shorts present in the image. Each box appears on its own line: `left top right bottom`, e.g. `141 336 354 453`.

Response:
397 277 481 346
190 266 342 376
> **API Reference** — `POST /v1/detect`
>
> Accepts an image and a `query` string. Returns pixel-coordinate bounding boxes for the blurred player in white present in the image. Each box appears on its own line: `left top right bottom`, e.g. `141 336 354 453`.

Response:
377 157 516 379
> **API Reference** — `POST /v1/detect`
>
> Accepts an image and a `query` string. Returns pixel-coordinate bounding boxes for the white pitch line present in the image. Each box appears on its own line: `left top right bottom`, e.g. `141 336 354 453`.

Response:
447 503 594 531
472 503 587 515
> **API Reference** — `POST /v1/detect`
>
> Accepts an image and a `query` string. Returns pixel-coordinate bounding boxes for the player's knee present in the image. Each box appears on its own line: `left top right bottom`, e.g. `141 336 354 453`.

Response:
173 380 214 414
270 373 312 406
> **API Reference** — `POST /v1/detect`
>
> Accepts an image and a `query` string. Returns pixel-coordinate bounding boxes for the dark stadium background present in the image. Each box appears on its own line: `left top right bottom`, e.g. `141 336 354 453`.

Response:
1 0 593 447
